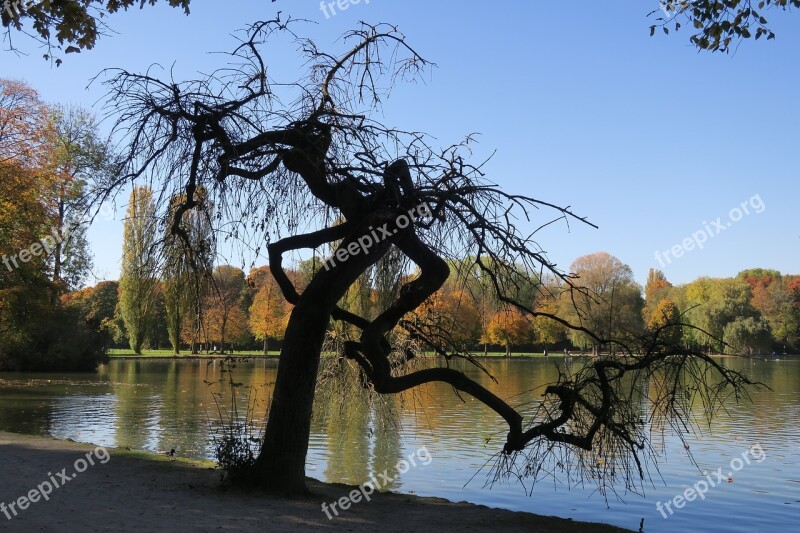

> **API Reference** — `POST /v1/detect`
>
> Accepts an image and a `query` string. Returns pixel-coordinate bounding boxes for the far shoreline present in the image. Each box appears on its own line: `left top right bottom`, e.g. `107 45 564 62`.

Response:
105 351 751 361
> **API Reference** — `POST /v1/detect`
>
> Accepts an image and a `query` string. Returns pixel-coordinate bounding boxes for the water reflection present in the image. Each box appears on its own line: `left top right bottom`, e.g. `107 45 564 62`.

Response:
0 357 798 532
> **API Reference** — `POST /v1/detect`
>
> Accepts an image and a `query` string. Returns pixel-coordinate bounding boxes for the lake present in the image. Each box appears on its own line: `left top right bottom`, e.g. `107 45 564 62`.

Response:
0 357 798 532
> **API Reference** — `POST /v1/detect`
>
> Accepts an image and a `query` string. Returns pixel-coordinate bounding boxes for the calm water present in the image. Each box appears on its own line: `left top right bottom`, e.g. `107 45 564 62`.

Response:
0 357 798 532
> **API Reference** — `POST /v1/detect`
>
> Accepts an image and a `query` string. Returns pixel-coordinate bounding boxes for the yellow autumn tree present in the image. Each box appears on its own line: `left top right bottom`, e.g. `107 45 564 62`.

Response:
201 265 249 353
485 307 534 357
425 289 482 351
647 298 682 346
249 268 290 354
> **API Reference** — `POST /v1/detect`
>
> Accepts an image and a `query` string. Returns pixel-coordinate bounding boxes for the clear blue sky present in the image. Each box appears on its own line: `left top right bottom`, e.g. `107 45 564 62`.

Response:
3 0 798 287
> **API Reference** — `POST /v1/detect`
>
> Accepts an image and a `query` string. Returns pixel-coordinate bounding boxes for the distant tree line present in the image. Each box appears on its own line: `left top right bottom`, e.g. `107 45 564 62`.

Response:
66 222 800 356
3 78 797 369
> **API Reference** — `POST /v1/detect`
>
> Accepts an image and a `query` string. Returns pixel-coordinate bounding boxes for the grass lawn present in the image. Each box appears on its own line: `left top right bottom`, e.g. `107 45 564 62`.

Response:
107 349 579 359
456 351 578 358
108 348 279 358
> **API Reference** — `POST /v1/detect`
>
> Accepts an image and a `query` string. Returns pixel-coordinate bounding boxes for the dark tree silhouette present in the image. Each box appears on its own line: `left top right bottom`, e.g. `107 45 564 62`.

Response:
99 17 755 495
650 0 799 52
1 0 191 63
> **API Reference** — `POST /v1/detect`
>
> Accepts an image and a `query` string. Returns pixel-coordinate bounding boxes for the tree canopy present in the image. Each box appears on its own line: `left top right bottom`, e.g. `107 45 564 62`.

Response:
0 78 109 370
1 0 191 63
651 0 799 52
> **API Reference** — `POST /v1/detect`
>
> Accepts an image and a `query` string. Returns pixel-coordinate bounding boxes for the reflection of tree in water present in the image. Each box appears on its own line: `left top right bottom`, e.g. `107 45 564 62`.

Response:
322 390 370 485
111 359 277 458
110 361 159 451
369 394 403 490
156 361 210 457
202 359 276 459
316 358 402 488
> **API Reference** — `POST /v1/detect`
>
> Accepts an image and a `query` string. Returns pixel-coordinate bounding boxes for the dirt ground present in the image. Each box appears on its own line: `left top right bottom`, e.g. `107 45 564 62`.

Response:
0 431 631 532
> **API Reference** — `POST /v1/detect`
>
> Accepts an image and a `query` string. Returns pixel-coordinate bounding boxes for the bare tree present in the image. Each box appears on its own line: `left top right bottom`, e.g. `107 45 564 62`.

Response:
99 17 755 495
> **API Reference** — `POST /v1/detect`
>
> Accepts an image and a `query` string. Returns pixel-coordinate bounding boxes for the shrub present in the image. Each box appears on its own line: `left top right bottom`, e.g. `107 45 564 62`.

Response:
0 304 110 372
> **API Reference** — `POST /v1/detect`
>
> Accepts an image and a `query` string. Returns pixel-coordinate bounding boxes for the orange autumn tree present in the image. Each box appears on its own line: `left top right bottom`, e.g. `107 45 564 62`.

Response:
202 265 249 353
421 289 482 352
2 79 108 293
1 78 53 327
485 306 534 357
644 268 673 320
646 298 683 346
249 267 290 355
0 78 47 165
1 79 108 370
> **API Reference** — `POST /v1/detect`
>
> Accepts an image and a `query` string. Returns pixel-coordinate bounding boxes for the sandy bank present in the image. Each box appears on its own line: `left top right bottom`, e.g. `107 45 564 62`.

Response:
0 431 631 532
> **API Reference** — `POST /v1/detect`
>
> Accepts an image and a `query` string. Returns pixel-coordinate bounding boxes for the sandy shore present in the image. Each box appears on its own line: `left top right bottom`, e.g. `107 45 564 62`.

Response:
0 432 631 532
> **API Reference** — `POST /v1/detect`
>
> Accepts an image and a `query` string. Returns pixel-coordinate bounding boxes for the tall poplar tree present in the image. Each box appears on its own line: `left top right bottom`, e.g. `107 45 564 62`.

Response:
118 185 157 354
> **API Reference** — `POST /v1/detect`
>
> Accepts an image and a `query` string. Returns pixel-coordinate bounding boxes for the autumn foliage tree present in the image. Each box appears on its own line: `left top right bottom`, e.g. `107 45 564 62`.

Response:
739 269 797 350
0 79 107 370
202 265 249 353
41 104 112 291
248 267 290 354
485 307 533 356
560 252 644 355
647 298 682 346
786 278 800 348
416 289 482 352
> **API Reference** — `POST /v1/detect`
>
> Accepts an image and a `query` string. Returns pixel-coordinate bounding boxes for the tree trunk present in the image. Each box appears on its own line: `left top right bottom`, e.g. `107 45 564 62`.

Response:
253 231 391 494
505 343 511 357
263 336 269 356
52 196 65 301
252 299 328 494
